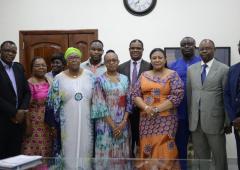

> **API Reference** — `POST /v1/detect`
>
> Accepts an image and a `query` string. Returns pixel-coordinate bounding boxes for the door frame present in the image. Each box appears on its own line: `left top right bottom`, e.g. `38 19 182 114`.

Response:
19 29 98 65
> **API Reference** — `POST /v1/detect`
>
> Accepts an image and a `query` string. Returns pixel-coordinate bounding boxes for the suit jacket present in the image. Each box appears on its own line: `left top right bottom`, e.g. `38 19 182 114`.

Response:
118 59 151 82
0 62 30 129
224 62 240 122
187 59 229 134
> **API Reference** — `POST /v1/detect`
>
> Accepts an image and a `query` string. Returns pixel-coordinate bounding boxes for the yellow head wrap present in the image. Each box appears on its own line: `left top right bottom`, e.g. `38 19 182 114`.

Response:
64 47 82 60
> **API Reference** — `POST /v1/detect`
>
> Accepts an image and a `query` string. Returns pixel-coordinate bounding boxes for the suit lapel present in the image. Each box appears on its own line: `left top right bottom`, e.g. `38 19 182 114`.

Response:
195 63 202 87
125 61 131 81
138 60 147 77
203 60 218 87
0 62 15 92
12 63 20 96
233 64 240 92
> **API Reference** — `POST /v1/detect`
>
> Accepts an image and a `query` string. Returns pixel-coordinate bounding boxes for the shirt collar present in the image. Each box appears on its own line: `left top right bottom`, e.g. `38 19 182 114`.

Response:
201 58 214 68
0 58 14 68
86 58 104 67
131 59 142 65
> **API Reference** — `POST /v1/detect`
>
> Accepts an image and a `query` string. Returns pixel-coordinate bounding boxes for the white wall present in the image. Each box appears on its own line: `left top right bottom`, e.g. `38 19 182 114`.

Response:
1 0 240 157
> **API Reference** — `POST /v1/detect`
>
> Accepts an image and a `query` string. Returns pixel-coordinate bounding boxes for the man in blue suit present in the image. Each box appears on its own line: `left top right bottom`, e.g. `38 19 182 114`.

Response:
224 40 240 169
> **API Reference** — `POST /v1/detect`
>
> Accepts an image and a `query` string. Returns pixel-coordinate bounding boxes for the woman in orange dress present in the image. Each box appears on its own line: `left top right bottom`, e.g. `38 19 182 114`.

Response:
132 48 184 169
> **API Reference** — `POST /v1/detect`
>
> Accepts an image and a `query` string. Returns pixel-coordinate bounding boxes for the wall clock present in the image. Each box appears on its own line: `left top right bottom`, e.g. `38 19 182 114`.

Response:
123 0 157 16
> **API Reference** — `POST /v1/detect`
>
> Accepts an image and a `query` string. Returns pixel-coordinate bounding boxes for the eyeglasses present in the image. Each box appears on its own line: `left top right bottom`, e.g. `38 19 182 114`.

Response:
33 64 47 68
67 56 81 61
105 59 119 64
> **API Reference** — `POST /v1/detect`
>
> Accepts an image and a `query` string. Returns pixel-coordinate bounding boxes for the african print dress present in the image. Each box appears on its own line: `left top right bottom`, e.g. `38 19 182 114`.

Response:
91 73 131 169
22 81 52 157
132 71 184 169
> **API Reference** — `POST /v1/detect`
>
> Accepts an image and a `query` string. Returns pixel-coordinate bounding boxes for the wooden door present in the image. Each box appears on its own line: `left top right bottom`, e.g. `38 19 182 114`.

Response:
69 33 97 62
20 33 68 77
19 30 98 78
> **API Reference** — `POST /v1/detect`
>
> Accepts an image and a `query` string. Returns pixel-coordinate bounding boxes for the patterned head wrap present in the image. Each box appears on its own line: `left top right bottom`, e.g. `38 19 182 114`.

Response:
64 47 82 60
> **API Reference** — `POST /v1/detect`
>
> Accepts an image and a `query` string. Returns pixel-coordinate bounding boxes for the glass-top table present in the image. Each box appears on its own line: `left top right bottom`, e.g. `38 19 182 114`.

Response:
1 157 238 170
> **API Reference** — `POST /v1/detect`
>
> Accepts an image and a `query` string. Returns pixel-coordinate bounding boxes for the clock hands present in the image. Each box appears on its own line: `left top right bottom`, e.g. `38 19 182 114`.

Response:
134 0 140 5
124 0 156 16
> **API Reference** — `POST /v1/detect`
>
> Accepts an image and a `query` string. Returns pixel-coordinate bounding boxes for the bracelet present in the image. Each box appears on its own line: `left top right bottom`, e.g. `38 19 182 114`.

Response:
153 107 160 114
144 105 149 111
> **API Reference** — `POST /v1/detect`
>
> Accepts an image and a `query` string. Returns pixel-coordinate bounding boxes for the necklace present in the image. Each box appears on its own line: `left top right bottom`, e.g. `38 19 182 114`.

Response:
72 74 78 78
66 69 83 78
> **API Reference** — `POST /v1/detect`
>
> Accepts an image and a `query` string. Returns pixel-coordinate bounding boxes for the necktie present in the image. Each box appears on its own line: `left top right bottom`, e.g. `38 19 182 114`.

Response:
201 64 208 84
132 61 138 86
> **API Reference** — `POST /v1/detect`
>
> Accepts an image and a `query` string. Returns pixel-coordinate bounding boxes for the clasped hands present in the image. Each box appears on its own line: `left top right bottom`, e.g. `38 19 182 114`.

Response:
144 105 160 118
11 109 29 124
112 120 127 139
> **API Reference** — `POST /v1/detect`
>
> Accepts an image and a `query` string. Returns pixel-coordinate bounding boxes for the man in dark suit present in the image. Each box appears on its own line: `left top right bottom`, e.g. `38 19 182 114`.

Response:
224 40 240 169
0 41 31 159
118 39 150 157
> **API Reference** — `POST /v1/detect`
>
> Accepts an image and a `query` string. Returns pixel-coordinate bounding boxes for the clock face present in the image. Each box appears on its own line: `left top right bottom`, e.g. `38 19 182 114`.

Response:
124 0 157 16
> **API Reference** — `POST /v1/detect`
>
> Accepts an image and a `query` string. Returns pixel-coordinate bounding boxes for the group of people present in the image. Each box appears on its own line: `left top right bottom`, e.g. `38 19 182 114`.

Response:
0 38 239 170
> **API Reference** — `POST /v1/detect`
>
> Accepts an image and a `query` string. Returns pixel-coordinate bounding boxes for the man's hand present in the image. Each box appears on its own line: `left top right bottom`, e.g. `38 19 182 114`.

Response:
233 117 240 130
224 125 232 134
11 109 28 124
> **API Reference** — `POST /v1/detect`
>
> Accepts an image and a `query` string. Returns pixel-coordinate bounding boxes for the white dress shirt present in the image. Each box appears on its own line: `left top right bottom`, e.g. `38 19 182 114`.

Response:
130 59 142 82
201 58 214 76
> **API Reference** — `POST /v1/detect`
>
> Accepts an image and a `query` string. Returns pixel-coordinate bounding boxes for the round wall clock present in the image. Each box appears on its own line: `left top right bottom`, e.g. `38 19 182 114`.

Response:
123 0 157 16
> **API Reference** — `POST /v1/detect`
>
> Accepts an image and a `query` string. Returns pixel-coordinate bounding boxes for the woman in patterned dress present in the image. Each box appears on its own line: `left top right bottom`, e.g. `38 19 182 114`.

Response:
132 48 184 170
22 56 52 157
91 50 131 169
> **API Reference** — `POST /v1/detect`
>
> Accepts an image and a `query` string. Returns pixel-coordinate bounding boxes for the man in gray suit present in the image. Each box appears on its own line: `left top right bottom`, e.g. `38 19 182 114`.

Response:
187 39 230 170
118 39 150 157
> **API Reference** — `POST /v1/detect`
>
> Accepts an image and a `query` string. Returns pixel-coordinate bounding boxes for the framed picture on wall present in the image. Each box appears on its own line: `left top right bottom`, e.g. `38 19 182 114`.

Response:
164 47 231 66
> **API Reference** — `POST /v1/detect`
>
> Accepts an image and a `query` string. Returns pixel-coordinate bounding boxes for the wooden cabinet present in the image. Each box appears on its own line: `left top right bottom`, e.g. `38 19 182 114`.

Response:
19 29 98 78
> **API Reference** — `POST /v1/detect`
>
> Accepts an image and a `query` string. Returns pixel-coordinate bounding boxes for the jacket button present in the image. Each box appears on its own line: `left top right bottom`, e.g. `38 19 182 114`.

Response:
236 98 239 102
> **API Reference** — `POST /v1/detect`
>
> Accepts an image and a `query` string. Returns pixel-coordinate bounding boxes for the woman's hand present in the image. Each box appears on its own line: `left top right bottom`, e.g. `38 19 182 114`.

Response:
25 112 33 137
113 120 127 138
25 124 33 137
50 127 57 138
113 126 121 138
144 105 155 117
104 116 120 138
